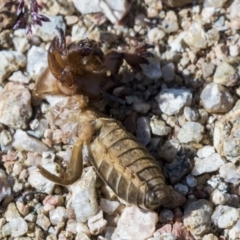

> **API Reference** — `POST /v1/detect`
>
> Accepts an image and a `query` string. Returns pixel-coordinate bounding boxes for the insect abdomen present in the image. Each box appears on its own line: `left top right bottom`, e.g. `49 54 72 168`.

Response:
90 118 166 209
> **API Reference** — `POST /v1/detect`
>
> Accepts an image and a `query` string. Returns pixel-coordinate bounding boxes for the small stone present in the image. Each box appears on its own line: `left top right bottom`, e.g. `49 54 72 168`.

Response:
155 88 192 115
197 146 215 158
184 107 199 121
166 155 191 184
27 46 48 81
161 11 179 33
162 63 175 83
0 50 26 83
133 99 151 113
229 45 239 57
0 30 12 49
32 15 66 42
213 61 239 87
148 27 166 42
210 189 231 205
183 200 213 239
158 140 180 162
192 153 225 176
65 15 79 25
36 213 51 231
100 198 120 215
174 183 188 196
112 206 158 240
202 62 215 79
200 82 234 113
202 233 218 240
87 209 107 235
203 0 227 8
177 122 204 143
159 209 174 223
12 36 30 53
9 217 28 237
207 176 228 192
186 174 197 188
12 129 48 154
211 205 240 228
0 130 12 146
162 0 192 8
8 70 31 84
0 172 11 202
140 57 162 80
71 167 98 223
49 206 68 225
150 116 171 136
136 117 151 146
219 163 240 185
5 203 20 222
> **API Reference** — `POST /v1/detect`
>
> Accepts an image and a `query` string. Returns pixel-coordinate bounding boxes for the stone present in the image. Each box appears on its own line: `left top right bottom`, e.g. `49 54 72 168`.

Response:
174 183 188 196
183 107 199 121
150 116 171 136
159 209 174 223
203 0 227 8
162 0 192 8
140 57 162 80
213 61 240 87
0 50 26 83
210 189 231 205
9 217 28 237
177 122 204 143
202 234 218 240
161 11 179 33
219 163 240 185
155 88 192 115
158 140 180 162
133 99 151 113
200 82 234 113
0 83 32 129
197 146 215 158
112 206 158 240
0 130 12 146
201 62 215 78
183 200 213 239
12 36 30 53
207 176 228 192
71 167 98 223
100 198 120 215
192 153 225 176
162 63 175 83
36 213 51 231
4 203 20 222
186 174 197 188
87 209 107 235
49 206 68 225
0 30 12 49
136 117 151 146
8 70 31 84
165 155 191 184
148 27 166 42
12 130 48 154
0 171 11 202
32 15 66 42
26 46 48 81
211 205 240 228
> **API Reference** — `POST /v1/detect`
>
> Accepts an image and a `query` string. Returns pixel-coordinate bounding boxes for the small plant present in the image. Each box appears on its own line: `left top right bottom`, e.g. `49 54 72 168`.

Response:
4 0 50 34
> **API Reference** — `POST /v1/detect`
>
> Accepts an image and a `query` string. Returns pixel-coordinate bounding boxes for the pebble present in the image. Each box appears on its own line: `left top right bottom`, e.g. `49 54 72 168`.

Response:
36 213 51 231
162 63 175 83
228 220 240 239
26 46 48 81
159 209 174 223
162 0 192 8
207 176 228 192
174 183 189 196
87 209 107 235
148 27 166 42
219 163 240 185
112 206 158 240
202 234 218 240
100 198 120 215
155 88 192 115
183 107 199 121
150 116 171 136
177 122 204 143
210 189 231 205
200 82 234 113
32 15 66 42
213 61 239 86
201 62 215 78
161 11 179 33
0 30 12 49
0 130 12 146
71 167 98 223
8 70 31 84
203 0 227 8
49 206 68 225
183 199 213 239
0 50 26 83
140 57 162 80
186 174 197 188
211 205 240 228
136 117 151 146
192 153 225 176
0 171 11 202
9 217 28 237
12 36 30 53
133 98 151 113
158 140 180 162
12 129 48 154
4 203 20 222
165 155 191 184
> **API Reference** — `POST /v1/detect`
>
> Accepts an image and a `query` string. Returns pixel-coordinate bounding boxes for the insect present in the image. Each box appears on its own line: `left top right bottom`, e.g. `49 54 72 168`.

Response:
34 27 168 209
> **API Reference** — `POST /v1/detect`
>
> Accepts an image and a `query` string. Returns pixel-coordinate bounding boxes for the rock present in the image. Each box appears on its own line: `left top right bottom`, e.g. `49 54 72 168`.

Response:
174 183 188 196
211 205 240 228
210 189 232 205
201 62 215 78
186 174 197 188
162 187 186 209
32 15 66 42
150 116 171 136
28 164 59 194
162 63 175 83
136 117 151 146
36 213 51 231
155 88 192 115
159 209 174 223
148 27 166 42
202 234 218 240
8 70 31 84
213 61 240 87
0 50 26 83
0 83 32 129
161 11 179 33
100 198 120 215
192 153 225 176
183 200 213 239
0 130 12 146
71 167 98 223
162 0 192 8
165 155 192 184
72 0 131 24
229 45 239 57
12 36 30 53
228 220 240 239
0 171 11 202
183 107 199 121
207 176 228 192
203 0 227 8
4 203 20 222
87 209 107 235
177 122 204 143
49 206 68 225
0 30 12 49
0 1 17 31
112 206 158 240
197 146 215 158
158 140 180 163
219 163 240 185
133 99 151 113
9 217 28 237
26 46 48 81
12 130 48 154
200 82 234 113
140 57 162 80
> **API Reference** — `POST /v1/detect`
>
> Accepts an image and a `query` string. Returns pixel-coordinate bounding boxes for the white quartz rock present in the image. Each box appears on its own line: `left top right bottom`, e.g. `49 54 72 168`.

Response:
71 167 98 223
9 217 28 237
49 206 68 225
87 209 107 235
100 198 120 215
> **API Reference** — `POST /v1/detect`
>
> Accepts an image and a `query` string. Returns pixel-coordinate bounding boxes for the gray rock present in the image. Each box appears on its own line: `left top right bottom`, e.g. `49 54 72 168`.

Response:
150 116 171 136
162 63 175 83
174 183 189 196
183 199 213 239
155 88 192 115
219 163 240 185
49 207 67 225
0 83 32 129
0 170 11 202
186 174 197 188
197 146 215 158
158 140 180 162
207 176 228 192
200 82 234 113
177 122 204 143
202 234 218 240
136 117 151 146
140 57 162 80
184 107 199 121
27 46 48 81
0 50 26 83
201 62 215 79
159 209 174 223
192 153 225 176
87 209 107 235
162 0 192 7
211 205 240 228
203 0 227 8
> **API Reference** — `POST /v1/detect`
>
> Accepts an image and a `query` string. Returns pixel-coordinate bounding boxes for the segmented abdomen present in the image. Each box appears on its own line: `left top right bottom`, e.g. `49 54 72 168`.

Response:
90 118 166 209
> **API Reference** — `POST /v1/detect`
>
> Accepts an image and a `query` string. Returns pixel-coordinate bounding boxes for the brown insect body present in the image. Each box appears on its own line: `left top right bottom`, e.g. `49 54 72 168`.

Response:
34 28 167 209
